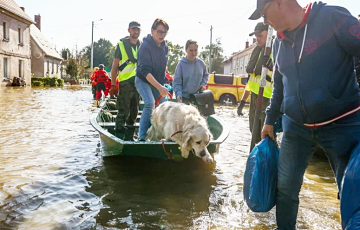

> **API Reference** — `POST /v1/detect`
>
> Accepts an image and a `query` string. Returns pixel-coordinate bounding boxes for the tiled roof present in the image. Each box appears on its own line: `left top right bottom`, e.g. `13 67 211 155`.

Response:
30 24 62 60
0 0 33 23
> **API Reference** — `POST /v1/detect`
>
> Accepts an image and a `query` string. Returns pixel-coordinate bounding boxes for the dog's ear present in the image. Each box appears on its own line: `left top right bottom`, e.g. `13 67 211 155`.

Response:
181 132 192 152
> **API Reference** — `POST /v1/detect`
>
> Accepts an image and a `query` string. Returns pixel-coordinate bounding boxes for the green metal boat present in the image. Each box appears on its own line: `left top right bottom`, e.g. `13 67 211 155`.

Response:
90 99 229 160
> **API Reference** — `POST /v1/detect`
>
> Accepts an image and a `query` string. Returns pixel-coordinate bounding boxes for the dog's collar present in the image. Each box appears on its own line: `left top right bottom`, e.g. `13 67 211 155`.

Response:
171 131 183 137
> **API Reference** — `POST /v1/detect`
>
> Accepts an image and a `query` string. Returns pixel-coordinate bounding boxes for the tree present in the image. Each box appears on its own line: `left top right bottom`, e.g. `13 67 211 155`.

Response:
66 59 79 80
82 38 113 69
199 38 225 74
105 45 117 70
166 40 185 74
61 48 81 80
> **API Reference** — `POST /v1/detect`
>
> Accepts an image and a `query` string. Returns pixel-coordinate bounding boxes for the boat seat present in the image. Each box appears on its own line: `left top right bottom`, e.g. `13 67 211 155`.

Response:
98 122 139 128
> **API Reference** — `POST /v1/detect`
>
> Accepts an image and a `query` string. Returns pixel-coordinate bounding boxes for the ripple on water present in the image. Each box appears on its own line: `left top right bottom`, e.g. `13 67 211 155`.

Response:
0 88 341 229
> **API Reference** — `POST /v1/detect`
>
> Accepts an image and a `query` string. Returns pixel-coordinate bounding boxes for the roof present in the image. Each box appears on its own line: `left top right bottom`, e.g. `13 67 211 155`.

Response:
30 24 63 60
0 0 33 23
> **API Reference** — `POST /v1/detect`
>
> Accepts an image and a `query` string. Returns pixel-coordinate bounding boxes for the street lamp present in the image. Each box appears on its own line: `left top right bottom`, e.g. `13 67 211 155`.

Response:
199 22 213 73
91 19 103 70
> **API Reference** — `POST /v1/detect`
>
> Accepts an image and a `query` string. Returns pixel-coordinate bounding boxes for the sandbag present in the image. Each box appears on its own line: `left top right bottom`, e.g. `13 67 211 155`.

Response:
341 141 360 229
243 136 279 212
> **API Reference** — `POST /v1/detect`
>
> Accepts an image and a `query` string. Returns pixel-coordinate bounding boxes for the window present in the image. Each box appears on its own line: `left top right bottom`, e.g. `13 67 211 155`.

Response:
18 27 23 45
244 55 249 74
19 60 23 78
52 62 54 74
46 61 49 75
3 21 9 41
4 58 9 79
240 57 244 74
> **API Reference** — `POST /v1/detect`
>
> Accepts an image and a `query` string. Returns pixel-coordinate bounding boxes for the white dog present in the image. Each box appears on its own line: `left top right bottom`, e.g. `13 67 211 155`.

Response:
147 101 214 163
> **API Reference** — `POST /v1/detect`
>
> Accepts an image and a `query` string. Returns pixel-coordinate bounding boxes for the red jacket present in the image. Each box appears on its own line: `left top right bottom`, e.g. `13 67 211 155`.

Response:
94 70 110 83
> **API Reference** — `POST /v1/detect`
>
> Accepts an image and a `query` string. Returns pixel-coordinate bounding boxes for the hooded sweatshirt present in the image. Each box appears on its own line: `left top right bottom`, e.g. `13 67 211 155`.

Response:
136 34 168 85
173 57 209 99
265 1 360 126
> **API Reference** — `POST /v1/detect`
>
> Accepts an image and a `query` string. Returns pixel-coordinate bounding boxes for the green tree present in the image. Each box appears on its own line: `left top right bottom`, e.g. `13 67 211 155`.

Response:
66 59 79 80
199 38 225 74
105 45 117 70
166 40 185 74
82 38 113 69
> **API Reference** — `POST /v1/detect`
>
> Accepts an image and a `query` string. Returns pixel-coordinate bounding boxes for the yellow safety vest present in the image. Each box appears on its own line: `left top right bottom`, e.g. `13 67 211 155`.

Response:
118 41 138 82
245 52 273 99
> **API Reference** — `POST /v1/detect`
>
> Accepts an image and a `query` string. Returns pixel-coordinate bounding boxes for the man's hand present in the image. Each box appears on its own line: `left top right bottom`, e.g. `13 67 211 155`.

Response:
177 96 182 103
109 85 117 97
261 55 273 71
199 85 206 92
158 85 169 97
261 124 275 140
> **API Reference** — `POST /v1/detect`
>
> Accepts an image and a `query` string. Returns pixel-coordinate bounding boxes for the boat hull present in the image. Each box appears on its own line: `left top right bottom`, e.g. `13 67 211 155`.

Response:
90 100 228 160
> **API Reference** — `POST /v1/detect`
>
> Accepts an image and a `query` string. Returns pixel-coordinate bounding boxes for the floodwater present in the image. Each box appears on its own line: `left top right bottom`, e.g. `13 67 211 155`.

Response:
0 86 341 229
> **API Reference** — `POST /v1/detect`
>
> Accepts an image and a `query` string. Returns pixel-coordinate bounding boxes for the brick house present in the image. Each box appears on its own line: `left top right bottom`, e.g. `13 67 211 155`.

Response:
0 0 33 86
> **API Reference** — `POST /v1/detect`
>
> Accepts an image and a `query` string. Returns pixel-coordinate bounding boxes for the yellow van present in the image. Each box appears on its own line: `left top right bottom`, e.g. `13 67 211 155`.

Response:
207 74 250 105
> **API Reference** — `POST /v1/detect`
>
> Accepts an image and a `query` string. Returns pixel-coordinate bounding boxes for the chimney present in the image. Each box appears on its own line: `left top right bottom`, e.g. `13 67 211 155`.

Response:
34 14 41 31
253 38 256 44
20 7 25 12
245 41 249 49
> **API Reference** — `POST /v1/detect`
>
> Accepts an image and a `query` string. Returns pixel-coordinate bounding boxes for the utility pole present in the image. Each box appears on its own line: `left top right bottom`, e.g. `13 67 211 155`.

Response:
209 25 213 73
199 22 213 73
91 21 94 70
91 19 102 70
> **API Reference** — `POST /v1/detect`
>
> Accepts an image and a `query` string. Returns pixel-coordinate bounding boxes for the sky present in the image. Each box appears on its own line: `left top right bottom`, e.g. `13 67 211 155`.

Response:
15 0 360 58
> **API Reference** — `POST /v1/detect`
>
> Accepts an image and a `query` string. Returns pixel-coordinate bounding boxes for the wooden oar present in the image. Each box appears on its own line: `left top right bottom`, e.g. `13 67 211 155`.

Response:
250 26 274 152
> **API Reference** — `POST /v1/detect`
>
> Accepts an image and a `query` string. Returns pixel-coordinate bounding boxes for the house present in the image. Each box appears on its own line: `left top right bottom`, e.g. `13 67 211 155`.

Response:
0 1 33 86
30 15 63 78
223 39 257 76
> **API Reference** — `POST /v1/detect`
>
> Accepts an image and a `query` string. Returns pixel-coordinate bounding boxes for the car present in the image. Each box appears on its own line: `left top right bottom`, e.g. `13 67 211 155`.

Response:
206 73 250 105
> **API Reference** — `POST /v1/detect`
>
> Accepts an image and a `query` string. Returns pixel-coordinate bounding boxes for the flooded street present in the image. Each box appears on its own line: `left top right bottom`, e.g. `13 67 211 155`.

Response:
0 86 341 229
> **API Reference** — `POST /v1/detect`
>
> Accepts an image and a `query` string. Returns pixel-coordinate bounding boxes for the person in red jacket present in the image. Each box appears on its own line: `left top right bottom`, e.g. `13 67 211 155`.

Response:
94 64 111 102
91 67 99 99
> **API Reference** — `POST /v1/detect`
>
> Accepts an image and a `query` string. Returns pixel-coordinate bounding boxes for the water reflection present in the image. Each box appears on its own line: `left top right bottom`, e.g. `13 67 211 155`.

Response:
0 87 342 229
86 156 216 229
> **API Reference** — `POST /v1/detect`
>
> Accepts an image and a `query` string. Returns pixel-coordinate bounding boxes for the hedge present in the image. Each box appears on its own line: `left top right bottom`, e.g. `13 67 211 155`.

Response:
31 77 64 87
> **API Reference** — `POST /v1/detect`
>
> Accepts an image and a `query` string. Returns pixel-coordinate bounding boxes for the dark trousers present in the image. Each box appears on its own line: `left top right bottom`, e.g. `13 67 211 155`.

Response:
115 78 140 131
249 92 270 144
277 112 360 229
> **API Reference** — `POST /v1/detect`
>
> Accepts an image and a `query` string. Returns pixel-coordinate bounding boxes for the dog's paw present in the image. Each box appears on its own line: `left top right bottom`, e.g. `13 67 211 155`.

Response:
202 155 214 164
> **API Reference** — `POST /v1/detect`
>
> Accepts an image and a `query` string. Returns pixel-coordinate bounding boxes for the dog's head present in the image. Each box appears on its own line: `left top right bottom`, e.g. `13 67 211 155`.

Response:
182 116 214 163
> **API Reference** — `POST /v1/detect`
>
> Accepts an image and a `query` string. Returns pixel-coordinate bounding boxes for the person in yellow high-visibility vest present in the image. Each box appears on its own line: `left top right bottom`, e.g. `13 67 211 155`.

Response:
244 22 273 145
110 21 141 140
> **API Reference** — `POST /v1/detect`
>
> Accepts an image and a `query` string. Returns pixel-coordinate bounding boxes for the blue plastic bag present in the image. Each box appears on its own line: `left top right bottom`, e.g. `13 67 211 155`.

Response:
243 136 279 212
341 142 360 229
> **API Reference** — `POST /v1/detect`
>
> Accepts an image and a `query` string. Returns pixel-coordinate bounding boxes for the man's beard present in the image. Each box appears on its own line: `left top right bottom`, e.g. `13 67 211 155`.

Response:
131 34 139 39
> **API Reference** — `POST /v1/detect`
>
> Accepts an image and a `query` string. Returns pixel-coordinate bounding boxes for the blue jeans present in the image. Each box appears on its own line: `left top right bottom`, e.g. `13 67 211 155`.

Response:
277 112 360 229
135 77 165 140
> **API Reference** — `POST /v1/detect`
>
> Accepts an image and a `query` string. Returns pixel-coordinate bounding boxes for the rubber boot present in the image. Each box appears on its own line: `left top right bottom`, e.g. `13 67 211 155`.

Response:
124 126 135 141
237 100 246 116
115 127 125 139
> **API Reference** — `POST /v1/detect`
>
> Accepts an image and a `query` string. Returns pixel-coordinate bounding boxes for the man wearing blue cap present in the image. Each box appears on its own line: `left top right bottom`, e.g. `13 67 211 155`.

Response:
249 0 360 229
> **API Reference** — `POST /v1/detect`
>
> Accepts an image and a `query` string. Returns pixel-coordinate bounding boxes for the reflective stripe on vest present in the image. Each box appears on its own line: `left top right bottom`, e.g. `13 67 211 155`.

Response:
245 51 273 99
118 41 138 82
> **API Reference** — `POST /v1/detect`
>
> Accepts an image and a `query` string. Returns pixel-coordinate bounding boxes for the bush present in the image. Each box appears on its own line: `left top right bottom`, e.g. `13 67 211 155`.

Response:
49 77 58 87
32 80 43 86
43 77 51 86
31 76 64 87
57 78 64 86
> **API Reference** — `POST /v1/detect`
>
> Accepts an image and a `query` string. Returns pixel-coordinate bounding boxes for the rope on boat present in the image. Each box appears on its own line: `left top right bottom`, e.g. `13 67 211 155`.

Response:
161 139 172 158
